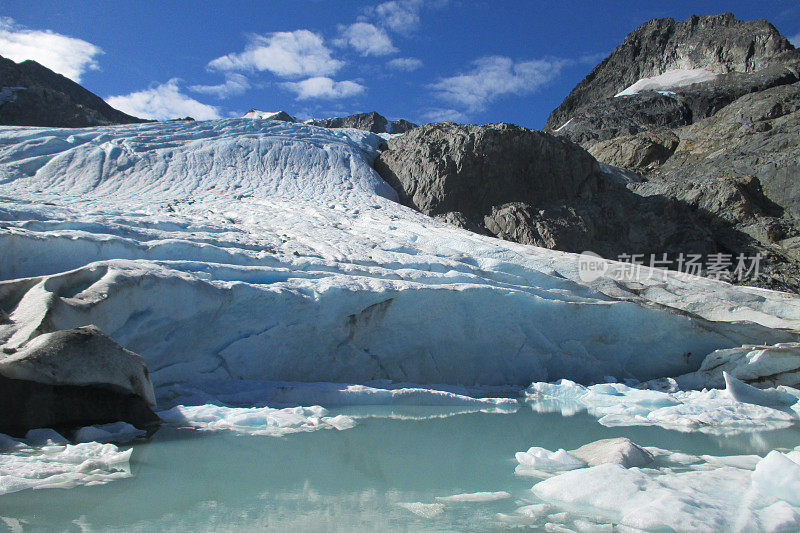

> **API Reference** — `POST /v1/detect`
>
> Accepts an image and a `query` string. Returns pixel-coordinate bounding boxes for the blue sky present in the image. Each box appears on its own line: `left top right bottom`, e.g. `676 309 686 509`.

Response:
1 1 798 129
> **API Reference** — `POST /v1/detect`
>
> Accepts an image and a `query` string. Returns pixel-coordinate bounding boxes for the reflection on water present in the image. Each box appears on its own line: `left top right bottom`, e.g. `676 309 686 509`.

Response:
1 407 798 532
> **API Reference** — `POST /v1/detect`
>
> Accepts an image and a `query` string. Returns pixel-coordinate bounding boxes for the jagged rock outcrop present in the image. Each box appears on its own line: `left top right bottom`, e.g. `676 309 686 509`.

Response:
545 13 794 133
0 55 145 128
375 122 600 216
0 325 158 436
309 111 416 134
537 13 800 292
374 122 732 259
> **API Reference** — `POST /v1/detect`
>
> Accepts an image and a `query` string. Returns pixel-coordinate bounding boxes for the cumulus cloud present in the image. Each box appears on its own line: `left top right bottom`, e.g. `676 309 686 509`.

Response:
336 22 397 56
106 79 221 120
430 55 566 111
282 77 365 100
0 17 102 82
208 30 343 78
387 57 422 71
371 0 423 33
790 33 800 47
421 108 467 123
189 73 251 99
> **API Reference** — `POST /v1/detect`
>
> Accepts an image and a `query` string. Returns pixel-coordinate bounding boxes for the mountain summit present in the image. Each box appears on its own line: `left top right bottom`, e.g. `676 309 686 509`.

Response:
545 13 794 132
0 55 145 128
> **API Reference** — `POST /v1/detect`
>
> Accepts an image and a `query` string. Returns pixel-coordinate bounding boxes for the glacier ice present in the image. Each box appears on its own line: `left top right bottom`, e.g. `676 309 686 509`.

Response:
525 378 800 435
0 433 133 495
2 119 800 399
530 447 800 532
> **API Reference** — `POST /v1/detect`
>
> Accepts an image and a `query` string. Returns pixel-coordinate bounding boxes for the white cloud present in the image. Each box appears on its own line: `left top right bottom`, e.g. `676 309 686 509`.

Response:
106 79 221 120
208 30 343 78
790 33 800 47
387 57 422 71
0 17 102 82
189 73 251 99
282 77 365 100
336 23 397 56
430 56 566 111
372 0 423 33
421 108 467 123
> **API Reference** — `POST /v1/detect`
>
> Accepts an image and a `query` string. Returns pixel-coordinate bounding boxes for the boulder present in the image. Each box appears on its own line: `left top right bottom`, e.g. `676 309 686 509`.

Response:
569 438 654 468
0 325 158 436
374 122 600 220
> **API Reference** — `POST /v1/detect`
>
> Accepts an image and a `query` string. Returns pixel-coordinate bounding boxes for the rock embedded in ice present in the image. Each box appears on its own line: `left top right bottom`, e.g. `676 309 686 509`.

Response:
569 437 654 468
0 325 159 436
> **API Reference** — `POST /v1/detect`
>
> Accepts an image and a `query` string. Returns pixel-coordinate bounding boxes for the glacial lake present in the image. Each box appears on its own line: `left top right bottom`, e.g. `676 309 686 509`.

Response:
2 405 799 532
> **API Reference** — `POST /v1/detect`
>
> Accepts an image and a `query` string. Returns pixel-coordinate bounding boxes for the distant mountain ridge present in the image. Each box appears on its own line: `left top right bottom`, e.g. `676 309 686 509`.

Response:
308 111 416 134
0 55 145 128
545 12 794 132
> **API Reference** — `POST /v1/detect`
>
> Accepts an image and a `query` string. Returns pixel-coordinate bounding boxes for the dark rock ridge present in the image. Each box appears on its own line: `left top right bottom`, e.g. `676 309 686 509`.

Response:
541 13 800 291
0 55 145 128
374 122 732 260
0 325 158 435
309 111 417 134
545 13 794 133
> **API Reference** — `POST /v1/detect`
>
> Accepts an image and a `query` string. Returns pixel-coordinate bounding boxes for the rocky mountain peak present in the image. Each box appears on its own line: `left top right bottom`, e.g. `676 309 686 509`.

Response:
308 111 417 134
545 13 794 131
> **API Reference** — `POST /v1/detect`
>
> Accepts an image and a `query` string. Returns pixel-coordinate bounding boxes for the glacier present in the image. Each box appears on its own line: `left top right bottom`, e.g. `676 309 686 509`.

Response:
2 118 800 398
2 118 800 528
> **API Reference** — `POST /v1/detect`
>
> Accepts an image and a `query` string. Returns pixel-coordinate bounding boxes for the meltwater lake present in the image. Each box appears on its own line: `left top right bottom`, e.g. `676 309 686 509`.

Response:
3 404 799 532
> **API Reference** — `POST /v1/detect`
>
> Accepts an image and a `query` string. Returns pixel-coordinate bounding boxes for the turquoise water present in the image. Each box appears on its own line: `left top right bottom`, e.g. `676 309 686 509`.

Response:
2 406 799 532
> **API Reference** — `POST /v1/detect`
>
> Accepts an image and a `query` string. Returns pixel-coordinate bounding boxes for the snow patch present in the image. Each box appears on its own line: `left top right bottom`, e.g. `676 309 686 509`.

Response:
615 69 718 97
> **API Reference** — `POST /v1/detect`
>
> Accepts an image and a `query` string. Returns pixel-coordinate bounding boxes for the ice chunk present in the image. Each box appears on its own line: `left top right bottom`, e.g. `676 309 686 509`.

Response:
678 342 800 389
515 447 585 475
723 371 798 407
159 404 356 436
0 441 133 495
396 502 444 519
436 491 510 503
526 380 798 435
73 422 146 443
569 438 654 468
752 450 800 506
24 428 68 446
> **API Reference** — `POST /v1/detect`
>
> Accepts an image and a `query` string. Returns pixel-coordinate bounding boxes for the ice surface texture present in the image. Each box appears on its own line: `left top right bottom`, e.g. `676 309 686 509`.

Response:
1 119 800 398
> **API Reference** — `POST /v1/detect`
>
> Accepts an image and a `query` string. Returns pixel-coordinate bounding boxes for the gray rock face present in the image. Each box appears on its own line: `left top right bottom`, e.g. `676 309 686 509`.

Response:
588 130 679 172
569 438 654 468
0 55 145 128
309 111 416 134
545 13 794 132
374 122 729 260
540 13 800 292
374 122 600 219
0 325 158 435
